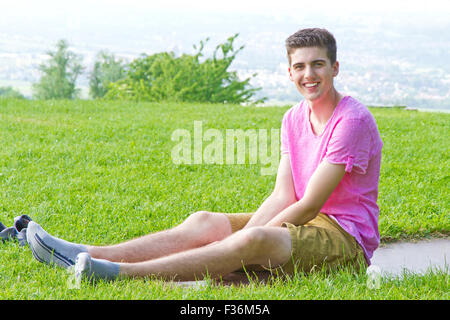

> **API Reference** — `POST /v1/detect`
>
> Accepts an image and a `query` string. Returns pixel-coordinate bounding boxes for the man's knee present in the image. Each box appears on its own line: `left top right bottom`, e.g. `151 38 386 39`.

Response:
184 211 223 227
227 227 291 265
229 227 269 256
180 211 232 242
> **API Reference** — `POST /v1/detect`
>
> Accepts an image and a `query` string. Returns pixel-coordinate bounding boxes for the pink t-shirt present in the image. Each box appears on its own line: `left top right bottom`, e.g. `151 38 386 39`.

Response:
280 96 383 264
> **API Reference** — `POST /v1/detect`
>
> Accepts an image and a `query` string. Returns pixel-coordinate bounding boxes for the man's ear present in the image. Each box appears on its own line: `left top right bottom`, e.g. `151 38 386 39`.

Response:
332 61 339 77
288 67 294 81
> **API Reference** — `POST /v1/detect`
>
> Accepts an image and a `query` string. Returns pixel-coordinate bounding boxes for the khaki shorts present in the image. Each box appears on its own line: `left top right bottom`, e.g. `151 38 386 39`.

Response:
225 212 367 275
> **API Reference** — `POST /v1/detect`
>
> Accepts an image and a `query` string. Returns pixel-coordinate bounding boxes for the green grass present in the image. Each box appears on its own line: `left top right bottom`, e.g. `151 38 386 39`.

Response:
0 99 448 299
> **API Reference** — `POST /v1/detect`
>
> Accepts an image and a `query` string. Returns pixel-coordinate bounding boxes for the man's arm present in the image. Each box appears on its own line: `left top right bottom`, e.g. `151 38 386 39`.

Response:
265 160 346 227
243 154 297 229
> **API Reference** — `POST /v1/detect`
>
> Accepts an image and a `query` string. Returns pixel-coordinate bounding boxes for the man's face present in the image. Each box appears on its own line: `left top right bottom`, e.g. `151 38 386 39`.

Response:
288 46 339 102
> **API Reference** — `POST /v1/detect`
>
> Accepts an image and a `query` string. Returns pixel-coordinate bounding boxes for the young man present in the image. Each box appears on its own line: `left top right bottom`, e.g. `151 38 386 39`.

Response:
27 28 383 282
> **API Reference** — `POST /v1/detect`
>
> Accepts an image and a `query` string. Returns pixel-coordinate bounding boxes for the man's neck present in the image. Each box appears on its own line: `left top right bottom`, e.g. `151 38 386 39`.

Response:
307 89 343 126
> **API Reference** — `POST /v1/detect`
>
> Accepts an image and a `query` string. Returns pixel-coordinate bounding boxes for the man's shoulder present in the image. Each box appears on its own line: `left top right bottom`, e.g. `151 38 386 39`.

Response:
282 100 306 122
337 96 383 149
338 96 376 124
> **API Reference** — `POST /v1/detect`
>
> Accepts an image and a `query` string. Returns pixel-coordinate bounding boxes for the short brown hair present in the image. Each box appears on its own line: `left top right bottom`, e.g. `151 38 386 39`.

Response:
285 28 337 66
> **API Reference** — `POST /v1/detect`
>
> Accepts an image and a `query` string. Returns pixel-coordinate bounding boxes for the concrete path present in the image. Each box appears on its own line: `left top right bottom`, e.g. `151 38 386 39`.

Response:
370 238 449 278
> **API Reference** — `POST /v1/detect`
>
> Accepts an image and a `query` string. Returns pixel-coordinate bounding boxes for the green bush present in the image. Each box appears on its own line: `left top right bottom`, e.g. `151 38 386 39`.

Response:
0 86 25 99
105 34 265 104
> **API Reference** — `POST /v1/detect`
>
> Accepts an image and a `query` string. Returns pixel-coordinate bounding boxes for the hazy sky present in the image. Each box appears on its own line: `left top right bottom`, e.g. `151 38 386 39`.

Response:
3 0 450 21
3 0 449 50
3 0 449 13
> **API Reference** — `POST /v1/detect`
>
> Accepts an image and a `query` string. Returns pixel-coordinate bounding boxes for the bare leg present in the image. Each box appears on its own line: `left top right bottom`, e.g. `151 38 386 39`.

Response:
87 211 234 263
118 226 292 281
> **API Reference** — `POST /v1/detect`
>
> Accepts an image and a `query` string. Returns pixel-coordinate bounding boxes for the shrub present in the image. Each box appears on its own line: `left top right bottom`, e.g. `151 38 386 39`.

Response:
0 86 25 99
105 34 265 104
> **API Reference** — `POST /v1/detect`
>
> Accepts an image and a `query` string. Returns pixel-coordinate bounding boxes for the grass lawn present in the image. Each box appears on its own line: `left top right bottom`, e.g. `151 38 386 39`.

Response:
0 98 448 300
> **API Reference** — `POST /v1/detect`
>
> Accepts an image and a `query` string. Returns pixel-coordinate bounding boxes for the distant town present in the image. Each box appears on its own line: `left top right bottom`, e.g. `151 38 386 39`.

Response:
1 11 449 110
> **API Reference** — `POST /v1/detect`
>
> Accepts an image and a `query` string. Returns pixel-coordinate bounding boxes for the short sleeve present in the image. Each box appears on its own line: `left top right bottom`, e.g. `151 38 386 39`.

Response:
324 119 372 174
280 113 289 155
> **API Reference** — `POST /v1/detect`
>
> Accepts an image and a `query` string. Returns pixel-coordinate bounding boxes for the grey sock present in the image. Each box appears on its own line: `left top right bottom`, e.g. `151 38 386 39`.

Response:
75 252 120 282
26 221 88 268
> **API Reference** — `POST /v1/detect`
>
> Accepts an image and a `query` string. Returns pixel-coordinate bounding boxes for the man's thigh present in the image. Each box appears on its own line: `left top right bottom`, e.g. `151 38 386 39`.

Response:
223 213 292 270
223 212 278 270
225 212 365 275
223 225 292 269
273 213 365 275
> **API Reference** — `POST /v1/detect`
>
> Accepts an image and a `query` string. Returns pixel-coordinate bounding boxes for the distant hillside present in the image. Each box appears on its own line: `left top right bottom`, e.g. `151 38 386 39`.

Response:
0 10 449 109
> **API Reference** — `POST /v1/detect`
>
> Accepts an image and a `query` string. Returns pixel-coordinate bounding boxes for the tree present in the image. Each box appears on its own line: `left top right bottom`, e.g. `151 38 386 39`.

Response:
0 86 25 99
32 39 84 100
89 51 126 99
105 34 266 104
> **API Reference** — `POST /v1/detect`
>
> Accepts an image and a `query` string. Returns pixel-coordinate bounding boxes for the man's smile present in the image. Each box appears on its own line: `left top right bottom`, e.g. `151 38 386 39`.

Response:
304 82 319 88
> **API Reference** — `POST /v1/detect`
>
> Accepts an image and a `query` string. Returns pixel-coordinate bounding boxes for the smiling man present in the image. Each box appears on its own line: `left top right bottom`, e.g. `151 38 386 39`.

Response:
26 28 383 282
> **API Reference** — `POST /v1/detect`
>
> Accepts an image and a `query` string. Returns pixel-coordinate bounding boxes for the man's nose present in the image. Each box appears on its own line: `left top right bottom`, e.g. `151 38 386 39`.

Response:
304 65 315 79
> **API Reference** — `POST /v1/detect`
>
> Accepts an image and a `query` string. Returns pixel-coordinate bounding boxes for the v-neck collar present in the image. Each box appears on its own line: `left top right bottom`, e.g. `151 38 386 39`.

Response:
306 96 349 138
